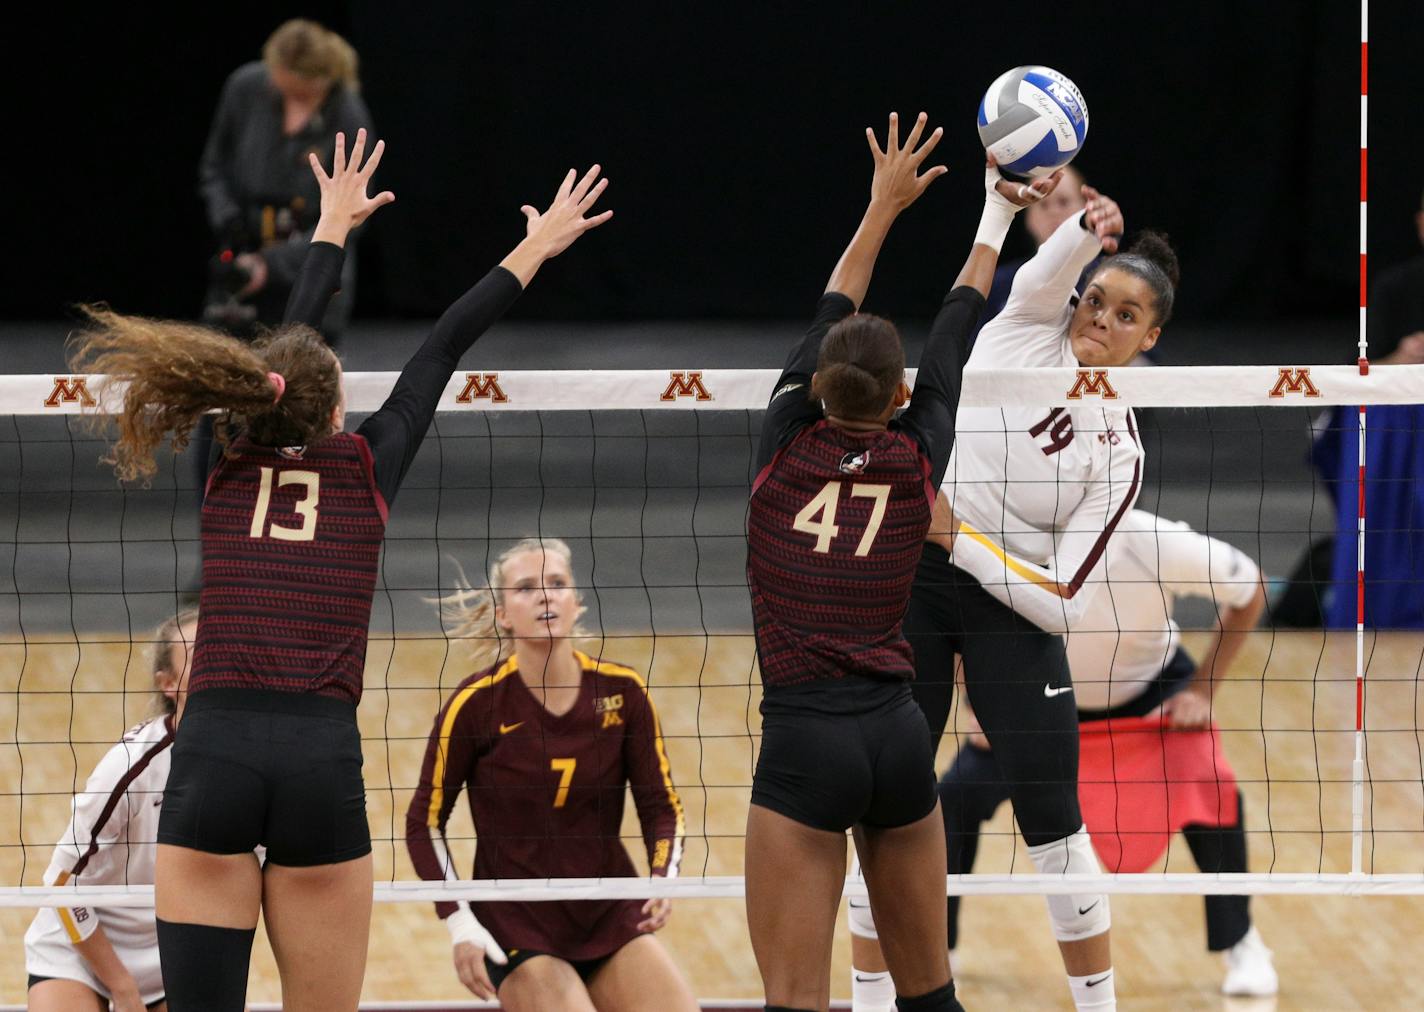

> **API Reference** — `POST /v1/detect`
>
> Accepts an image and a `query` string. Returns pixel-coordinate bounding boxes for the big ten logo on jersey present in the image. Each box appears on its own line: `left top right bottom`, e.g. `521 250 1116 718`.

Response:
1066 369 1118 400
44 376 96 408
455 372 509 404
594 693 624 729
1268 367 1321 398
659 370 713 402
72 907 90 924
1029 407 1074 455
652 838 671 870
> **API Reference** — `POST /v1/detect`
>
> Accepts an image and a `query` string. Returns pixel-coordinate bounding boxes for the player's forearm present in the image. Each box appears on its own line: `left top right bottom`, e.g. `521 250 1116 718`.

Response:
1195 581 1268 693
825 199 900 309
72 925 142 1000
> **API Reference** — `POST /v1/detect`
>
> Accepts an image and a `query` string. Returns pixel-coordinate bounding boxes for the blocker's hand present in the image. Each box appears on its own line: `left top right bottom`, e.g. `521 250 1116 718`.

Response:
867 111 948 212
519 164 614 260
638 896 673 932
1080 184 1124 254
310 128 395 242
927 491 958 553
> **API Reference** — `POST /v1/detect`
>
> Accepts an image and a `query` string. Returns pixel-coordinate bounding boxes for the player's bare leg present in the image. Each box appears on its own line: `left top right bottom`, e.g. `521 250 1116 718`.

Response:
745 803 847 1010
587 934 697 1011
261 854 373 1012
498 956 597 1012
26 979 109 1012
854 806 953 1000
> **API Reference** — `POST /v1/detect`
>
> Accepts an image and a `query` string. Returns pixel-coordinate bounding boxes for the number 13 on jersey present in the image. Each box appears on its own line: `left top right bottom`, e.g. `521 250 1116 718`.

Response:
792 481 891 556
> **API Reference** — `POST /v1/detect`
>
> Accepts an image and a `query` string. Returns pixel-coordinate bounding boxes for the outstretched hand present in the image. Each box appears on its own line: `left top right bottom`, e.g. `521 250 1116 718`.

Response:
520 165 613 259
867 112 947 211
1080 184 1124 254
501 165 613 286
309 129 395 244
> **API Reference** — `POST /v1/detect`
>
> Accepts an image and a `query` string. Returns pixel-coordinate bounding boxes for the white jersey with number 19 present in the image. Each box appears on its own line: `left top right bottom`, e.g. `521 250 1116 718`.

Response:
943 212 1144 633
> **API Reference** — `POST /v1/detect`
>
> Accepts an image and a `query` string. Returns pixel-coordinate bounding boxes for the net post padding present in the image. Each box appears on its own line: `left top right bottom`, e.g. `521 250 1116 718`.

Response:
6 873 1424 909
6 363 1424 415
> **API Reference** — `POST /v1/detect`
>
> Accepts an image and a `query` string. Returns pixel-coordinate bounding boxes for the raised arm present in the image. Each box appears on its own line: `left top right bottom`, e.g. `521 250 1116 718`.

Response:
996 184 1122 327
283 129 395 329
756 113 946 472
357 165 612 506
899 161 1065 485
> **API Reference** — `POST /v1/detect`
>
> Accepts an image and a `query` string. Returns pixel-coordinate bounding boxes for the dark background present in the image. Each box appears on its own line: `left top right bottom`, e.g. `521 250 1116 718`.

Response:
9 2 1418 328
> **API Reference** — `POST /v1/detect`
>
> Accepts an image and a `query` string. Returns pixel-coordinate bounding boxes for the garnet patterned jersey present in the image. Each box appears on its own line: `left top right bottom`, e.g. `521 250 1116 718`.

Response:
191 432 387 704
748 287 982 688
405 652 684 960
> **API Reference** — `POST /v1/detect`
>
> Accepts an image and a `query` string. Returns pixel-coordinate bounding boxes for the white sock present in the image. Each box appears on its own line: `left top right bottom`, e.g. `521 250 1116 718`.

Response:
1068 968 1116 1009
851 965 896 1012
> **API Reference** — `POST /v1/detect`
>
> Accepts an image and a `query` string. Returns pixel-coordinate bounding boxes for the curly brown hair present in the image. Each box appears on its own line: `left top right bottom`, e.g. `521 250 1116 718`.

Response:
69 308 343 483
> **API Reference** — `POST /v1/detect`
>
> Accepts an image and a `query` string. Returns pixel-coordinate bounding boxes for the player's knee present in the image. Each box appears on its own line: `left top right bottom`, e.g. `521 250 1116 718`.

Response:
1027 826 1111 942
847 895 878 939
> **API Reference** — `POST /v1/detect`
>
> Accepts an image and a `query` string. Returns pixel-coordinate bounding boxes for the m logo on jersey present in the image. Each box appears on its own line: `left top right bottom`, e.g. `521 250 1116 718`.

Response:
44 376 96 408
1066 369 1118 400
659 371 712 402
839 450 871 475
1268 367 1321 398
595 693 624 729
455 372 509 404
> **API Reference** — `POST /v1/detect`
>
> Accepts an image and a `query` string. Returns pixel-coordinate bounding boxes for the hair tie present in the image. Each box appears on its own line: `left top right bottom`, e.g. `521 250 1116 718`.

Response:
266 371 287 404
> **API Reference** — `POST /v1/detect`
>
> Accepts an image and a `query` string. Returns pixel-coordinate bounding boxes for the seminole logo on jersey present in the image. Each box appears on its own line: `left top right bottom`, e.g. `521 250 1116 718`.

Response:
659 371 713 402
1268 367 1321 398
1066 369 1118 400
44 376 96 408
595 693 624 728
839 450 871 475
278 445 307 460
456 372 510 404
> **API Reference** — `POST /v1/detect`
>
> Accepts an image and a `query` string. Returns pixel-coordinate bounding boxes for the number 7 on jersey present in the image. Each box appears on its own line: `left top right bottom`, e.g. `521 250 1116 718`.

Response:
792 481 891 556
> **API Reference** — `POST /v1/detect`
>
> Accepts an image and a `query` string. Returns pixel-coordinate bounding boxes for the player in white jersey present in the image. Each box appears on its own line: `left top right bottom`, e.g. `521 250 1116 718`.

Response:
848 511 1277 1006
868 193 1181 1011
25 608 197 1012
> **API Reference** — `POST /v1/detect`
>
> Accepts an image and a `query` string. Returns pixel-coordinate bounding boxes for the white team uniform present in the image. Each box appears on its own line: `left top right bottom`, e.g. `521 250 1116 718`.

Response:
24 714 174 1003
946 211 1144 632
1066 509 1263 712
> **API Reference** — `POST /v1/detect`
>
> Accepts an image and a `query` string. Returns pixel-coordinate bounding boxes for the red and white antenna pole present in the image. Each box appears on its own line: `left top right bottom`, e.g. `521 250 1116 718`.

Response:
1351 0 1369 878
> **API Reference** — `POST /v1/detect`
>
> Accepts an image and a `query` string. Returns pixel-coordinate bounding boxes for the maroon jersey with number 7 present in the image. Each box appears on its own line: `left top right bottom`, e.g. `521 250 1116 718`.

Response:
405 652 685 960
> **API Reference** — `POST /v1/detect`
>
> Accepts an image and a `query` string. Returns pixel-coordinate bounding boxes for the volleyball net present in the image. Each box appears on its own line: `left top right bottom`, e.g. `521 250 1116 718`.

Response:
3 362 1424 913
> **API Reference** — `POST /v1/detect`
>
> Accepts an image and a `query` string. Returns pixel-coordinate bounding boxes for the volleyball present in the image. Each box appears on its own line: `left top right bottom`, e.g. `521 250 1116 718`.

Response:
977 65 1089 180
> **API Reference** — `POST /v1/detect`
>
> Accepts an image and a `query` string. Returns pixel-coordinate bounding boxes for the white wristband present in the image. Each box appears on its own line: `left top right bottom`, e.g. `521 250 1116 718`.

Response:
975 166 1026 253
445 905 484 947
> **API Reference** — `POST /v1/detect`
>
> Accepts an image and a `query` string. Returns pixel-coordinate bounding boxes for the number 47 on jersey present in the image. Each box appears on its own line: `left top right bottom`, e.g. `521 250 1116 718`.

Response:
792 481 891 556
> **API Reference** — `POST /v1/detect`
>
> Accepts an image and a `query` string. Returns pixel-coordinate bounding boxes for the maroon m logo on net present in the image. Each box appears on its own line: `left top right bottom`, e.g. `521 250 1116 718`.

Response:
44 376 96 408
659 371 713 402
455 373 509 404
1065 369 1118 400
1268 367 1321 398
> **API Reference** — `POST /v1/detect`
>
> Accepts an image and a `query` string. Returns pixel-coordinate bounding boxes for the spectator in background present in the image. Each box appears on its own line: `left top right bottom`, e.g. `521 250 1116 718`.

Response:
199 19 374 341
1311 186 1424 628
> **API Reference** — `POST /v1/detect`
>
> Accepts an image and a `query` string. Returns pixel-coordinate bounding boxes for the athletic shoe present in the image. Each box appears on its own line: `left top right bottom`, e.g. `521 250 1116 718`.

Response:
1222 927 1278 997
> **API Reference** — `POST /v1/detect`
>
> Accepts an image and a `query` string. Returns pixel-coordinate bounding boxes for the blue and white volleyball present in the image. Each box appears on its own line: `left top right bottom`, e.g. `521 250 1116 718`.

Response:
977 66 1088 180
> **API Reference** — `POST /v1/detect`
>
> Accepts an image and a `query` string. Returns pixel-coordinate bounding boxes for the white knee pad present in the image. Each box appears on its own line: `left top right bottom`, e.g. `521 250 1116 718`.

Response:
846 852 880 939
1027 826 1111 942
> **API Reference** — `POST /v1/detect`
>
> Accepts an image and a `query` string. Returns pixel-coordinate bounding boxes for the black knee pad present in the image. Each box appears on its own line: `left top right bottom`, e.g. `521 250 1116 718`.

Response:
157 919 255 1012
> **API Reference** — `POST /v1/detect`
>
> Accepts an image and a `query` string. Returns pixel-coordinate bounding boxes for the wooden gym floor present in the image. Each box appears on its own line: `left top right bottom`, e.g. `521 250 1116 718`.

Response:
2 629 1422 1009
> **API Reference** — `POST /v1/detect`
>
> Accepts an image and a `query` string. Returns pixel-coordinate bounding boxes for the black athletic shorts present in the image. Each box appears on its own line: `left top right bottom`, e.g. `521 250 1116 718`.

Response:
752 676 936 832
486 945 621 991
27 974 164 1008
157 689 370 866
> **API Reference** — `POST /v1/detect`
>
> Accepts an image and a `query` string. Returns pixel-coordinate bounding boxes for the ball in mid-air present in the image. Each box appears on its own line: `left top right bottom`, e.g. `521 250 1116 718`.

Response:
977 66 1088 180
